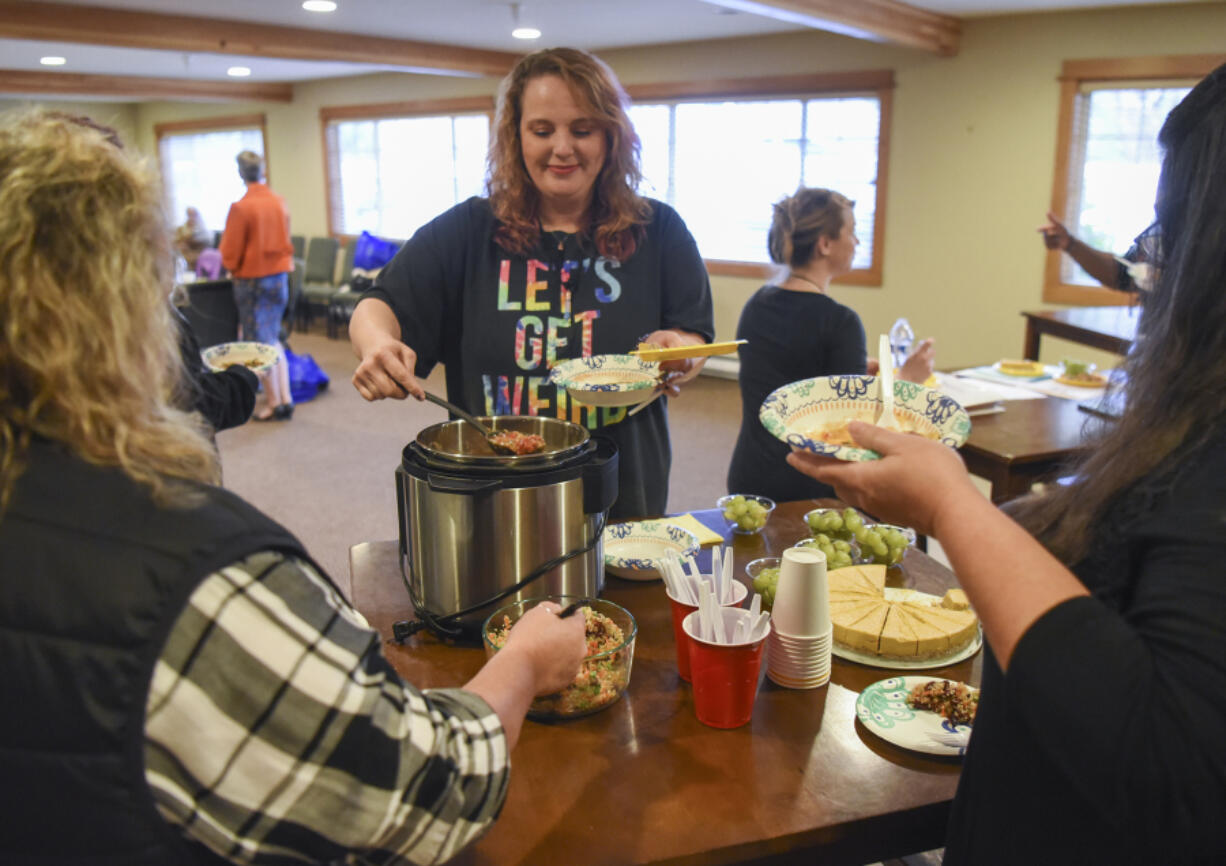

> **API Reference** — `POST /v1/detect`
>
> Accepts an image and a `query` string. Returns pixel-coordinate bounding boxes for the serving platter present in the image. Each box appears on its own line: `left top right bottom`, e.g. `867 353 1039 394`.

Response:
549 354 661 407
603 519 699 581
201 341 279 374
759 375 970 462
856 676 975 756
832 588 982 670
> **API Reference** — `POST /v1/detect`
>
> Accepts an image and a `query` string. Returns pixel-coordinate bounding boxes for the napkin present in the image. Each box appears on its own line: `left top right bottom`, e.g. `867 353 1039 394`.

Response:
667 513 726 547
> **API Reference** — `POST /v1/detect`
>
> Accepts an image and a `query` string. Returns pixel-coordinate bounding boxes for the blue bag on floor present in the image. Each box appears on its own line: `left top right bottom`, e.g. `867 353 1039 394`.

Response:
285 346 329 403
353 231 400 271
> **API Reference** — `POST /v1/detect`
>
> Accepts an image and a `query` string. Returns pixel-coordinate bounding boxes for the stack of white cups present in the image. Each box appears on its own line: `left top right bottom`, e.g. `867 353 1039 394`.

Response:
766 546 833 688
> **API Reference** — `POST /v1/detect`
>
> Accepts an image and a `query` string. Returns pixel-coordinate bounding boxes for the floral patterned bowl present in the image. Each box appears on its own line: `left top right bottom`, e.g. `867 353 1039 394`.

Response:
549 355 661 407
603 519 700 581
201 341 279 374
759 375 971 462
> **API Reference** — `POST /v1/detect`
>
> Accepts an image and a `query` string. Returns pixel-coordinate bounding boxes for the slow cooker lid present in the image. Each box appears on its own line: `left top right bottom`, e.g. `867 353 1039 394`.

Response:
413 415 590 467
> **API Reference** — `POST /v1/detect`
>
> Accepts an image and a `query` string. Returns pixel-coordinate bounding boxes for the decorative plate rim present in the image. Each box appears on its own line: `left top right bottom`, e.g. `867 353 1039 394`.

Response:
758 374 971 463
549 354 661 393
855 675 976 756
201 341 280 374
602 519 700 571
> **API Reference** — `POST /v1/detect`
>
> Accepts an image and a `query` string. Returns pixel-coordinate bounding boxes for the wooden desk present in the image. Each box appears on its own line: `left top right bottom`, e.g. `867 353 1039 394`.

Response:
349 500 980 866
1021 306 1138 361
960 397 1095 503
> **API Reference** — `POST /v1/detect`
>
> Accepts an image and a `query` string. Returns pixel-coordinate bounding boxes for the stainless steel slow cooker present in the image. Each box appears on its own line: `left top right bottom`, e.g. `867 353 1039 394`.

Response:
396 415 618 639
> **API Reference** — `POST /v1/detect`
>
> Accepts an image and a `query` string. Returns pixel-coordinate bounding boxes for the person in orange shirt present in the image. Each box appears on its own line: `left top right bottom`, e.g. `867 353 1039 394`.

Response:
220 150 295 421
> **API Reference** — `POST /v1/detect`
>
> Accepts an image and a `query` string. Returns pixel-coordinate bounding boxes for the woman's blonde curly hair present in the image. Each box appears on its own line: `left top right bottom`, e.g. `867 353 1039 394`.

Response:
487 47 651 261
0 110 219 514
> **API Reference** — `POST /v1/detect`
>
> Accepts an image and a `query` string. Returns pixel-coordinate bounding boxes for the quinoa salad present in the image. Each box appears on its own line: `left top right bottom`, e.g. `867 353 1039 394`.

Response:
487 605 630 717
907 679 979 726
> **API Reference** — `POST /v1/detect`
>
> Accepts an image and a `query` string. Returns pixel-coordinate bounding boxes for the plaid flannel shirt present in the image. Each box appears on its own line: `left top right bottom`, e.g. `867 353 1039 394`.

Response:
145 551 509 865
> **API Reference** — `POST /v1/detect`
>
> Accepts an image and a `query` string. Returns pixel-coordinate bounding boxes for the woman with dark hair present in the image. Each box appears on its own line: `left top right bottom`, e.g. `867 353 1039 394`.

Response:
788 65 1226 862
0 109 586 865
349 47 714 518
727 187 933 502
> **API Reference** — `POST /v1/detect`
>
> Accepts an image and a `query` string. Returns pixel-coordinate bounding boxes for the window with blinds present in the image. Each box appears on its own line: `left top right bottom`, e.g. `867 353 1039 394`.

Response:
626 73 891 285
155 115 267 235
323 110 490 239
1061 83 1190 287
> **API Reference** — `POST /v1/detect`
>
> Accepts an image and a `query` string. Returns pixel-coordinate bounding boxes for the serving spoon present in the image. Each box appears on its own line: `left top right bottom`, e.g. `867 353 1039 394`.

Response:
395 379 520 455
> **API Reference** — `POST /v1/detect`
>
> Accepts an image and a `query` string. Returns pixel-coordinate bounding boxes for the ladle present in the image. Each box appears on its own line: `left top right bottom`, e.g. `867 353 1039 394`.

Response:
396 380 518 455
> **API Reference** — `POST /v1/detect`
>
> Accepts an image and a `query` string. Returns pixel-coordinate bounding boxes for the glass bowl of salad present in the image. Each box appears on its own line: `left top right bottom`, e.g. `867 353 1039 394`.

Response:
482 596 637 719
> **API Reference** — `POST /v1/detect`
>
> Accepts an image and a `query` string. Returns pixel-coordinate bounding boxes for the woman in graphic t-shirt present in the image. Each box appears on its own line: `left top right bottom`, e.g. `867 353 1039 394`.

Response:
349 47 714 519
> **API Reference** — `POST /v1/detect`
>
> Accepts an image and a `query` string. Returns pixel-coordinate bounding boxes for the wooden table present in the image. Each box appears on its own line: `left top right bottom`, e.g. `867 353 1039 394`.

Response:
959 396 1097 503
349 500 981 866
1021 306 1138 361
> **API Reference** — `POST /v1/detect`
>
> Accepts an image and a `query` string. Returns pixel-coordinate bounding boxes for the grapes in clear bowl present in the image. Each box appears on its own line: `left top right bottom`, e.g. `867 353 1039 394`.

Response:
744 556 781 609
792 534 858 570
853 523 916 566
717 494 775 534
803 506 863 541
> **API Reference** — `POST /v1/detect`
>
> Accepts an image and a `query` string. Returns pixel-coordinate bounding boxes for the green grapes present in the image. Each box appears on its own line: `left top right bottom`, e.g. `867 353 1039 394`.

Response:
806 507 912 566
794 534 855 569
751 566 780 609
722 495 772 532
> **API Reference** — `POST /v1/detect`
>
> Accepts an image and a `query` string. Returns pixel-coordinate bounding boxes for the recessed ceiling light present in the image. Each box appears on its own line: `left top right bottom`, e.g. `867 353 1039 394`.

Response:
302 1 337 11
227 66 252 78
512 26 541 39
40 56 67 66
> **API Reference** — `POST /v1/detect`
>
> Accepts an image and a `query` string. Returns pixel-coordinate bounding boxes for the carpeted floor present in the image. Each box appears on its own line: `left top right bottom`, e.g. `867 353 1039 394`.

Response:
215 326 744 585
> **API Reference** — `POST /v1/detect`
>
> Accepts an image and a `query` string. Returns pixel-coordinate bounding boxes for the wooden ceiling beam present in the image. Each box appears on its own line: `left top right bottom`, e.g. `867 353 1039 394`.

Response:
698 0 960 56
0 68 293 102
0 1 521 78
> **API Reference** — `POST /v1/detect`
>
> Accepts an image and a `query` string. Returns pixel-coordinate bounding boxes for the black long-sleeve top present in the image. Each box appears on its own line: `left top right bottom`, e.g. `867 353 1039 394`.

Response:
944 433 1226 863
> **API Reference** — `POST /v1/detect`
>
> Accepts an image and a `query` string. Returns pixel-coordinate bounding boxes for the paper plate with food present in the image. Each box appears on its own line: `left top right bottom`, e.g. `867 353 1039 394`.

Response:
856 676 978 756
1054 359 1108 388
201 341 280 374
992 359 1047 378
549 354 662 407
759 375 971 462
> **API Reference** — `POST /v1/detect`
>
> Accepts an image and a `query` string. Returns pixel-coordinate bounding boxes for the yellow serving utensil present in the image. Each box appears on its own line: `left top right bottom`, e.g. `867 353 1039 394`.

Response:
630 339 747 362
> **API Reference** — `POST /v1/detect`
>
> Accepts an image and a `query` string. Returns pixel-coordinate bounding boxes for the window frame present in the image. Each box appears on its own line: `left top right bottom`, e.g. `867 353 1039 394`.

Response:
319 96 496 241
623 70 894 287
1044 54 1224 305
154 113 270 223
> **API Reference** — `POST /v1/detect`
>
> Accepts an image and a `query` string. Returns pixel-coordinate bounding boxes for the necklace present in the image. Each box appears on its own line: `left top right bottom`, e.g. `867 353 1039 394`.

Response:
787 272 826 293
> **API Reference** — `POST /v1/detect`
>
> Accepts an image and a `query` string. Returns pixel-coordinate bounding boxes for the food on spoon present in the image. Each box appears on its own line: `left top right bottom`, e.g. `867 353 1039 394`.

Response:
907 679 979 726
487 605 628 715
486 429 546 455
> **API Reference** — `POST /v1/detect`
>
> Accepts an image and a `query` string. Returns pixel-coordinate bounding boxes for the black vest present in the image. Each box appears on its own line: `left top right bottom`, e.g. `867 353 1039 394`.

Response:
0 439 316 864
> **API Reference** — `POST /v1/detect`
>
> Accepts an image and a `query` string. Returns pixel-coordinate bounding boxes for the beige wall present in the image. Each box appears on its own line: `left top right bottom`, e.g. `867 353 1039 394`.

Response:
28 3 1226 370
0 98 139 150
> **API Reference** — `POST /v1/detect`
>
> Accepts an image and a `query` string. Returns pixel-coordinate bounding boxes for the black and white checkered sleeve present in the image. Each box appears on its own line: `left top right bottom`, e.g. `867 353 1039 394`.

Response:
145 551 509 865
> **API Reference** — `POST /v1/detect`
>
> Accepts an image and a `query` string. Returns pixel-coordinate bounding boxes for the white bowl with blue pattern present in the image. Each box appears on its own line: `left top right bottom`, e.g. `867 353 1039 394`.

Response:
549 354 661 407
603 519 700 581
759 375 971 462
201 341 280 375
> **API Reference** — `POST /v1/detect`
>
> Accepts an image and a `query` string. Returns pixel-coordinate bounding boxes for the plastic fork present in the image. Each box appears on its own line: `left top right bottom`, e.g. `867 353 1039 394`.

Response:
877 334 901 431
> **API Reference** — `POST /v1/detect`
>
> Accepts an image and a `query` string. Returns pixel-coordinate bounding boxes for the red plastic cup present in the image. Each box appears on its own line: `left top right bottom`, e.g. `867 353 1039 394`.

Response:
667 581 747 682
682 609 769 729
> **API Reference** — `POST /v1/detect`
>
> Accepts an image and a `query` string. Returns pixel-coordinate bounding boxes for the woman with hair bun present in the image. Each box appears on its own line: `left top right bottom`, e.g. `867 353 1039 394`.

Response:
727 187 933 501
349 47 714 519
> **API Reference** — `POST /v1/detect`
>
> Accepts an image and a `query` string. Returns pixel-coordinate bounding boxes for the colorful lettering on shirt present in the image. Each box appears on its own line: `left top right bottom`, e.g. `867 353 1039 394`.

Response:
593 258 622 303
516 317 544 371
571 309 599 358
496 259 520 311
546 316 570 367
524 260 550 311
